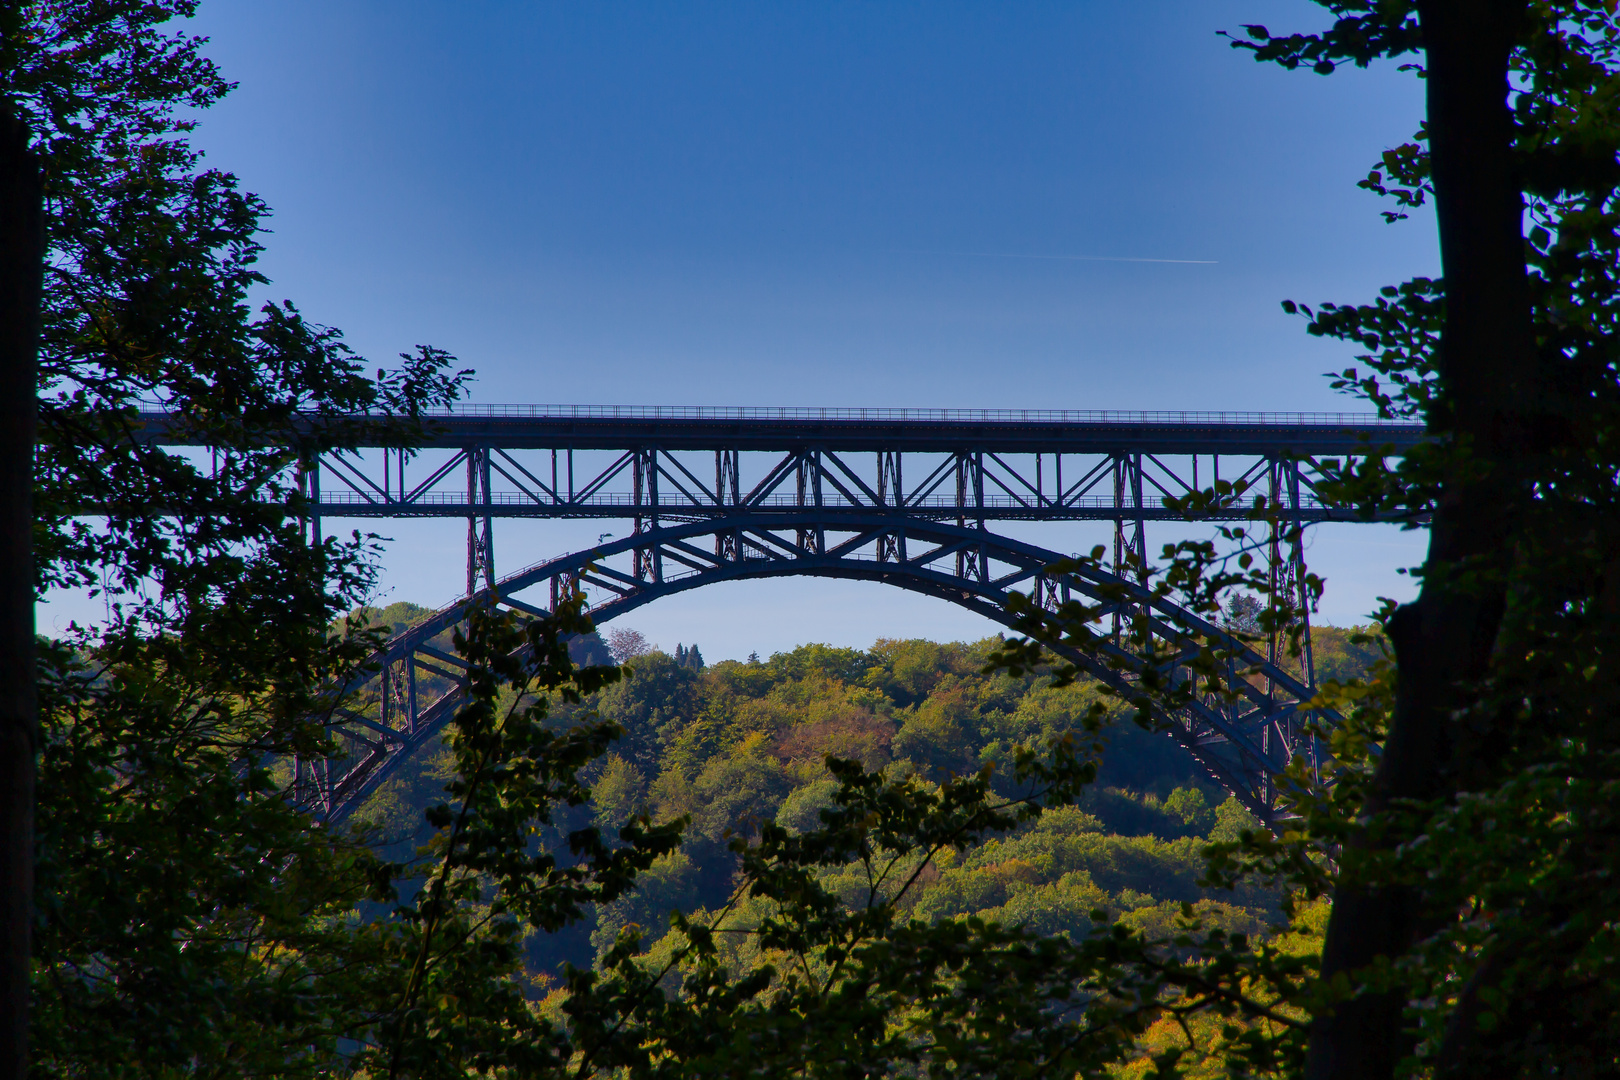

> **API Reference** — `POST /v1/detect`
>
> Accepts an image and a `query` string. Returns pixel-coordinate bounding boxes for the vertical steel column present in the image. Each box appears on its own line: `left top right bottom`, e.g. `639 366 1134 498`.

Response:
1132 453 1146 577
877 451 902 561
1112 452 1147 578
310 457 321 547
1288 459 1316 691
632 448 660 582
730 448 742 561
715 449 739 562
316 758 331 817
406 659 418 734
974 449 986 583
295 458 308 543
390 662 406 733
1112 455 1125 576
1112 455 1126 638
648 448 662 583
876 451 889 562
795 451 817 554
894 452 906 561
1262 457 1318 770
955 452 969 581
952 452 981 583
813 449 825 556
465 449 478 598
1266 458 1283 705
632 449 646 580
715 450 726 559
1268 458 1323 777
480 446 494 591
379 655 391 732
1287 458 1319 777
1112 453 1147 635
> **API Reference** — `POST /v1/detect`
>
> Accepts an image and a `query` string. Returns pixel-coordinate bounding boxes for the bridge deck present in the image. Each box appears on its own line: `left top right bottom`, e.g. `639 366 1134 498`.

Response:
138 405 1424 526
138 406 1426 455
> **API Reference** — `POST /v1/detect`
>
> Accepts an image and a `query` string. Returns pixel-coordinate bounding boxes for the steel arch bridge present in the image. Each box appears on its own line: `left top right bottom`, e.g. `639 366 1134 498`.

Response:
143 405 1423 826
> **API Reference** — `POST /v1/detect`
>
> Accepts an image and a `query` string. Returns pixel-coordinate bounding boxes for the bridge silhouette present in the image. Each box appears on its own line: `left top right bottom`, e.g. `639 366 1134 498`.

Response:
149 405 1424 825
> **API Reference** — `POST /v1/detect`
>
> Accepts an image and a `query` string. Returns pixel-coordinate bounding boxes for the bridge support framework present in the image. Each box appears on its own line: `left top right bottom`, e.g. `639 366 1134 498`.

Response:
140 407 1421 824
308 512 1333 826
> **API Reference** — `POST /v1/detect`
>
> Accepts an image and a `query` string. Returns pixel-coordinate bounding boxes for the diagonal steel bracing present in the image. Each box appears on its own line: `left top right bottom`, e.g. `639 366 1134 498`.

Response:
137 406 1423 827
307 515 1329 827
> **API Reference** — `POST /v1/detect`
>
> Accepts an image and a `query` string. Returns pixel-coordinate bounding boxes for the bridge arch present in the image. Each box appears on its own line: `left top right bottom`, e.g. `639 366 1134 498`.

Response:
315 515 1323 826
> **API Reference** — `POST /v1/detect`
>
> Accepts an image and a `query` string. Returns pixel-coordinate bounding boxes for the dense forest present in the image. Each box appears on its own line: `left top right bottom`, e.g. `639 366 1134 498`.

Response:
354 605 1383 980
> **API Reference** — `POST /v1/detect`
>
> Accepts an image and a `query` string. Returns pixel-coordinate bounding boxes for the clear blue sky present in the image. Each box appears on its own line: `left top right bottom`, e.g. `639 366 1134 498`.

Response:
43 1 1437 654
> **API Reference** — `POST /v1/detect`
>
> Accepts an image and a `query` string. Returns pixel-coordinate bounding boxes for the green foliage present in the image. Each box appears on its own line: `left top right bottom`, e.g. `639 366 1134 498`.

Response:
591 650 700 772
365 620 1348 1038
1309 623 1386 685
1207 796 1262 845
775 777 844 836
552 741 1325 1080
964 4 1620 1075
36 0 1620 1075
12 2 472 1074
350 598 684 1079
1225 5 1620 1074
32 637 393 1077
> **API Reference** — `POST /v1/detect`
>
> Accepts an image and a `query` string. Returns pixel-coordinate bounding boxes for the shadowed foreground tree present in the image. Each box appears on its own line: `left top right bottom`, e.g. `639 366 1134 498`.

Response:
2 2 459 1073
1229 3 1620 1076
3 5 688 1076
982 2 1620 1076
0 97 41 1080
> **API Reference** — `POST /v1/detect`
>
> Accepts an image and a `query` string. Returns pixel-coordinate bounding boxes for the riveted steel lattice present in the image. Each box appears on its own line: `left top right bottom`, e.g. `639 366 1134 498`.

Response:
141 407 1423 824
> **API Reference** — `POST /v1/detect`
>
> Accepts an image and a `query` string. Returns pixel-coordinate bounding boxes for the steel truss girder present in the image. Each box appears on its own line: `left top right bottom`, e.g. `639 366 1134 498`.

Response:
307 515 1326 828
301 440 1412 527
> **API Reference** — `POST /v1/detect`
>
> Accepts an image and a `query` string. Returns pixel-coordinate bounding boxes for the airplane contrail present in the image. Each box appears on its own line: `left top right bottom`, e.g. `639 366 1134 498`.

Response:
889 248 1217 265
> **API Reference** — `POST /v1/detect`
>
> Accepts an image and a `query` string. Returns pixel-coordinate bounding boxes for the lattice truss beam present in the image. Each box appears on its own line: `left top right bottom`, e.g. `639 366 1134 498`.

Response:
304 444 1362 600
308 442 1364 524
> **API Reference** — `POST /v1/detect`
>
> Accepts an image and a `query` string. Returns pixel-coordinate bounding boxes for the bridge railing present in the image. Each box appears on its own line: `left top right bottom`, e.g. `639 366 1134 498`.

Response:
311 490 1342 512
394 403 1408 425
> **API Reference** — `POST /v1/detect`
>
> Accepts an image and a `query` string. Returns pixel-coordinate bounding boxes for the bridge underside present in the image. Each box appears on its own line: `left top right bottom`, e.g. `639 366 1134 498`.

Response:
310 515 1323 827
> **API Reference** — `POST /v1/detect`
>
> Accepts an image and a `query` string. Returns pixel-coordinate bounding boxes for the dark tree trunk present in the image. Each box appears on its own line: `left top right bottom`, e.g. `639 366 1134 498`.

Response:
0 106 41 1080
1306 3 1534 1078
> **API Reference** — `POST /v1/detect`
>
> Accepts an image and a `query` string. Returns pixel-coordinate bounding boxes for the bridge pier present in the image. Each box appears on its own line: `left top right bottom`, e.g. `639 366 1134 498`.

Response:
464 448 495 597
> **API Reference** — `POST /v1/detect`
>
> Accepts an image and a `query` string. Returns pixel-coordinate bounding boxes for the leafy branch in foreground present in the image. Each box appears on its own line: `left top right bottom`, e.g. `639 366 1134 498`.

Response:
547 726 1319 1079
359 595 685 1080
14 3 478 1076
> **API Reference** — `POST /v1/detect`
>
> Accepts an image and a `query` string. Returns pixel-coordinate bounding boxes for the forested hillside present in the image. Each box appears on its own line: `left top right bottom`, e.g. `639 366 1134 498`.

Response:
354 606 1382 978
